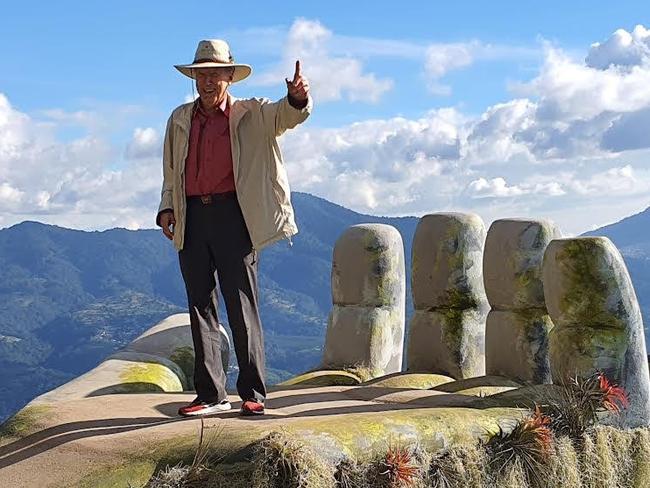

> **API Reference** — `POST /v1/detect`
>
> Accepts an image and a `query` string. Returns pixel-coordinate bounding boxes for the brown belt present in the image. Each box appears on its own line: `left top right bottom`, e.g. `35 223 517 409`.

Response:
187 191 237 204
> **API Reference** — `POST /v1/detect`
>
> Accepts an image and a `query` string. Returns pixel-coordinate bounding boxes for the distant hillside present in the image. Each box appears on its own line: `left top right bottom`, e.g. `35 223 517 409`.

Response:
0 192 418 422
2 195 649 424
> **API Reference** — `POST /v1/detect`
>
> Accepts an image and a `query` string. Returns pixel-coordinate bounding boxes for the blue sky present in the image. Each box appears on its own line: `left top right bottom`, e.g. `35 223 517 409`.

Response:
4 1 647 120
2 1 650 234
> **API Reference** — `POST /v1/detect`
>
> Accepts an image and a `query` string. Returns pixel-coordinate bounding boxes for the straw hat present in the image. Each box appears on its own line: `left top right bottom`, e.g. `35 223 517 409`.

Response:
174 39 251 82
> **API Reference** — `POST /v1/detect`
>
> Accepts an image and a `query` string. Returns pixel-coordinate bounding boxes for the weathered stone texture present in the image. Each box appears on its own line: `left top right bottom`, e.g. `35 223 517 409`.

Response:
30 314 230 404
411 213 487 309
322 224 406 378
407 213 488 379
407 308 487 379
543 237 650 427
484 219 560 383
484 219 562 310
485 310 554 384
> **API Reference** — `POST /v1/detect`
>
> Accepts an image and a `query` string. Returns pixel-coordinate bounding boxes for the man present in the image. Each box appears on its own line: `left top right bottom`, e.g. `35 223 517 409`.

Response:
156 39 311 417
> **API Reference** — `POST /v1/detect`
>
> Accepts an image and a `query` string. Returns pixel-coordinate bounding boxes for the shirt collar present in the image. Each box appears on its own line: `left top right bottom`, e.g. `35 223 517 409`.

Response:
194 96 230 118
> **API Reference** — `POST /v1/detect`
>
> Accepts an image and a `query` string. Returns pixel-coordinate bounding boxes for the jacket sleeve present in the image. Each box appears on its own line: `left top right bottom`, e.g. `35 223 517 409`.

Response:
261 94 313 137
155 115 175 227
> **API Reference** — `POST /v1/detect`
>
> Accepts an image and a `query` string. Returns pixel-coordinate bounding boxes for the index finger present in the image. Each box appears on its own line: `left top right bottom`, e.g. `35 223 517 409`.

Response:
293 60 301 83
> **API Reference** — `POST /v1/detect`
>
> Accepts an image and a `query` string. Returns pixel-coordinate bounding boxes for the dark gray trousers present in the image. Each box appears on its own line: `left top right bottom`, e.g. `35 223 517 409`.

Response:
178 195 266 403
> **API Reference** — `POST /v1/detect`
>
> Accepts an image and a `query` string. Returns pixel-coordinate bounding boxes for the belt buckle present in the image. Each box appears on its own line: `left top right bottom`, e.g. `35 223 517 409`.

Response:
200 195 212 204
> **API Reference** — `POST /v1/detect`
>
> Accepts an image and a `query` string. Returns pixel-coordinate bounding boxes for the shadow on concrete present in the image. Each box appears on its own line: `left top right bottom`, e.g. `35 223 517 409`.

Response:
156 384 520 422
0 416 186 469
0 383 533 469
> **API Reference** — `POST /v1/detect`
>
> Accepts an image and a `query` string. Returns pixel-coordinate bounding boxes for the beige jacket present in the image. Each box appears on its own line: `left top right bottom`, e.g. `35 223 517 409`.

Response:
156 93 312 251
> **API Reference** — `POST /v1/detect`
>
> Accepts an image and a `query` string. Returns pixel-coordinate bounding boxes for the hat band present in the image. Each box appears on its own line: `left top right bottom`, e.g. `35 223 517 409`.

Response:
192 57 234 65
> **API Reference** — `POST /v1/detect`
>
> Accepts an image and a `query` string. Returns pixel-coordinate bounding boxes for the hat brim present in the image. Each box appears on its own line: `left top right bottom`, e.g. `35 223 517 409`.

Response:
174 62 252 82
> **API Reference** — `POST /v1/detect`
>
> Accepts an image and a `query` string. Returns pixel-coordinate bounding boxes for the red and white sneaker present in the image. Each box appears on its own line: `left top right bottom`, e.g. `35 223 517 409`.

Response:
178 398 231 417
240 399 265 416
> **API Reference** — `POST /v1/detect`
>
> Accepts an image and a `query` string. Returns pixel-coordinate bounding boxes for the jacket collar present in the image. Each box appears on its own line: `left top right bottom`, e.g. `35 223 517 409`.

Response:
173 92 248 133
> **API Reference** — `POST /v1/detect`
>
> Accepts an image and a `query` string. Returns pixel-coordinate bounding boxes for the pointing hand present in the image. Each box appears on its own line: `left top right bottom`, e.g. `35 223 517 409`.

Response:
285 60 310 102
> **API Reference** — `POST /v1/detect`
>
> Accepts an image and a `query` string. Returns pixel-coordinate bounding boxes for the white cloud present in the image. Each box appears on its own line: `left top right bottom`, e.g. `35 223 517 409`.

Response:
467 177 525 198
472 27 650 159
125 127 161 159
424 42 477 95
252 18 394 103
274 22 650 235
228 19 539 99
0 93 162 231
464 165 643 201
5 24 650 237
586 25 650 69
464 99 536 163
0 182 24 207
565 164 642 196
525 45 650 122
424 41 539 95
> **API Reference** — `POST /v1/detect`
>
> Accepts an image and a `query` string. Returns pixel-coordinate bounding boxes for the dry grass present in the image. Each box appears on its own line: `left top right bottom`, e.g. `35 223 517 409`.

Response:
250 431 335 488
145 404 650 488
145 427 650 488
427 446 489 488
146 418 225 488
363 440 434 488
333 458 366 488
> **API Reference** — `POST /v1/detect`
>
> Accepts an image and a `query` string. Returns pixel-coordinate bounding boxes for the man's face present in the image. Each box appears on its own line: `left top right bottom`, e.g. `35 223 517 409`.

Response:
194 67 234 106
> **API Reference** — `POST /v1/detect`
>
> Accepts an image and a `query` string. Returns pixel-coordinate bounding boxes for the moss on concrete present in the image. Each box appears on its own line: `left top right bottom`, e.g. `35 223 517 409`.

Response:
362 372 455 389
433 376 522 393
369 306 403 376
76 459 156 488
556 239 625 329
169 346 195 389
437 308 485 379
455 386 518 397
512 223 553 307
440 308 465 368
283 407 519 462
118 362 184 393
0 405 51 442
344 365 378 382
362 229 404 308
279 370 362 387
490 309 553 384
549 326 627 381
443 285 479 313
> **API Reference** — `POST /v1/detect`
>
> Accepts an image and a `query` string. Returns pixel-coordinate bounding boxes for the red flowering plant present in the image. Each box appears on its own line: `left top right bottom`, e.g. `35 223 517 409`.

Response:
486 405 554 487
376 441 421 487
541 371 629 443
598 373 629 413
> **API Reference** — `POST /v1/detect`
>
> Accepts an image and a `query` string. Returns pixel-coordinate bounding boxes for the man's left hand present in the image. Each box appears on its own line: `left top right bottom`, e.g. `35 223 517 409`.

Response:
286 60 310 102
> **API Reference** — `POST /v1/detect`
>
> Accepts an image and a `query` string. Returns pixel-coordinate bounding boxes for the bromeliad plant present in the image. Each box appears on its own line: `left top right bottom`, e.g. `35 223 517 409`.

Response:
597 373 629 413
541 371 629 442
485 406 554 486
375 441 422 487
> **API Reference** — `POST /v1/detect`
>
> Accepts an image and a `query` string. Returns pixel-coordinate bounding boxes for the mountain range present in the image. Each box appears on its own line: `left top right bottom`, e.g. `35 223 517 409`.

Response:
1 192 649 423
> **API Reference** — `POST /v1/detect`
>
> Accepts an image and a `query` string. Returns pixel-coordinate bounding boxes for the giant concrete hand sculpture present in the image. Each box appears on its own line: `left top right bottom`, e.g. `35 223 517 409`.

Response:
321 224 406 379
543 237 650 427
484 219 561 384
30 313 230 404
407 213 489 379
